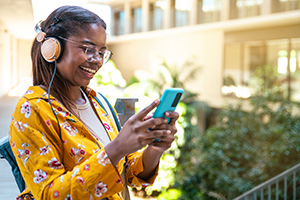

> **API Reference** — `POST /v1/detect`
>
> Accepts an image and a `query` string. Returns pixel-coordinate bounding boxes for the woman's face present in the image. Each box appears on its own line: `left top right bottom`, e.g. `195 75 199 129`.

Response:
57 23 107 87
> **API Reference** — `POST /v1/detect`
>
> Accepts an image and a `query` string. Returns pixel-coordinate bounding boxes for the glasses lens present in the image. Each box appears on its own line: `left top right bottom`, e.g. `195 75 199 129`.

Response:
85 46 112 64
85 46 97 62
102 50 112 65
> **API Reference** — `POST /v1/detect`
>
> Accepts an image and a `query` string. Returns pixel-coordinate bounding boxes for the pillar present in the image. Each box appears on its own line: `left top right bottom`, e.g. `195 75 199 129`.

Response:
142 0 149 32
124 0 131 34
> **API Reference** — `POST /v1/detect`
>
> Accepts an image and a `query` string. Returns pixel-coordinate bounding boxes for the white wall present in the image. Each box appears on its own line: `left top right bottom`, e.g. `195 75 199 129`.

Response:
0 29 12 98
17 39 32 79
0 26 33 99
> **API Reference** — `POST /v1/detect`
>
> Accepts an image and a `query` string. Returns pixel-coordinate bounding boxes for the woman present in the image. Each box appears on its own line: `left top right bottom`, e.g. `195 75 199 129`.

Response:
9 5 178 200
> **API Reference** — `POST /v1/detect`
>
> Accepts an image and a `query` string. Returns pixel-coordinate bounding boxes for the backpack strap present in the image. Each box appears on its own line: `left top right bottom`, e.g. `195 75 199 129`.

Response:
93 92 122 132
93 93 131 200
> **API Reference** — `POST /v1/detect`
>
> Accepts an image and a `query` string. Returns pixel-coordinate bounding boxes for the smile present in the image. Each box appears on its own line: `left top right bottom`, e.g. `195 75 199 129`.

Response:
79 66 97 74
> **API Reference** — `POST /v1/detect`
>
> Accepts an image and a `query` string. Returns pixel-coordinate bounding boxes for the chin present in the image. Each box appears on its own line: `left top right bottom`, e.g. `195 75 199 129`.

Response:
78 80 91 88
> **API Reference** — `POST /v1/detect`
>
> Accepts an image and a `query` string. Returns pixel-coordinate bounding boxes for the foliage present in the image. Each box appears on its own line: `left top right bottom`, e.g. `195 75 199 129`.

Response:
94 60 126 87
182 93 300 199
157 188 182 200
92 60 127 101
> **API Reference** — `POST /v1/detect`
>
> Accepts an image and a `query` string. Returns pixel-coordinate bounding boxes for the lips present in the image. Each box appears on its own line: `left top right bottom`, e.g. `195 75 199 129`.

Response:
79 66 98 79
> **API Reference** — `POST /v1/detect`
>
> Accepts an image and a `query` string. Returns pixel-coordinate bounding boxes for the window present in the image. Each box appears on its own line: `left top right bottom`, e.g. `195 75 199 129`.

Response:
201 0 222 23
223 43 250 98
223 38 300 101
133 7 142 33
114 11 125 35
150 1 164 30
289 38 300 101
272 0 300 13
230 0 263 19
174 0 192 27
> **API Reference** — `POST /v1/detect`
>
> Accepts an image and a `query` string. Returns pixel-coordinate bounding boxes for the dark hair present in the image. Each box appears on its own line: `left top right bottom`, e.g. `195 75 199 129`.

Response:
31 5 106 115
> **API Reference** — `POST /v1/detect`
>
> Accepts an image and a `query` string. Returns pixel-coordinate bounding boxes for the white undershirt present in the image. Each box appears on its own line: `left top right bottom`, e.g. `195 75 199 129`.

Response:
76 90 111 146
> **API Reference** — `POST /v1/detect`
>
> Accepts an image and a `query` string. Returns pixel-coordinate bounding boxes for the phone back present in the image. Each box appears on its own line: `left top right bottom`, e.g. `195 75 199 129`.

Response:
152 88 184 123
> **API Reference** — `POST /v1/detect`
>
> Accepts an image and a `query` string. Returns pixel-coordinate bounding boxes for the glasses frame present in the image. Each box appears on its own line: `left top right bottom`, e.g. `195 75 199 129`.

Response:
57 36 112 65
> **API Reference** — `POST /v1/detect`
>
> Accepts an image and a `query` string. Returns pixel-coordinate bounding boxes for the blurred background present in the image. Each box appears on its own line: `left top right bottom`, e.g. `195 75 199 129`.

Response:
1 0 300 199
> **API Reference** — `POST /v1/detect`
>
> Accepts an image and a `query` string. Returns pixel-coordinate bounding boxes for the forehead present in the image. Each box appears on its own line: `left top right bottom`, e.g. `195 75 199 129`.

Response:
70 23 106 47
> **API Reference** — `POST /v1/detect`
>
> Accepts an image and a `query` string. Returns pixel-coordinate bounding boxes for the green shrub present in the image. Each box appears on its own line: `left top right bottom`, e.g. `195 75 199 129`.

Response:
177 94 300 199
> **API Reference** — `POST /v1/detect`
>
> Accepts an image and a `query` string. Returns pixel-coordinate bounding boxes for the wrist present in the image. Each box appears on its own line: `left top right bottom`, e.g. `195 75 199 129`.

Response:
145 145 164 158
104 140 125 166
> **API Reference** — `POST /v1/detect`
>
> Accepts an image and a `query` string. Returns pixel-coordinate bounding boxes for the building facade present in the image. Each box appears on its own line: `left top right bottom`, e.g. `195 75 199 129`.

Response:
92 0 300 109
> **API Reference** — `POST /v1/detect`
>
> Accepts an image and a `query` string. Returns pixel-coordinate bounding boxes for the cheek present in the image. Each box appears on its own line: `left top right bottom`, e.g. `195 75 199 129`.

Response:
56 53 83 74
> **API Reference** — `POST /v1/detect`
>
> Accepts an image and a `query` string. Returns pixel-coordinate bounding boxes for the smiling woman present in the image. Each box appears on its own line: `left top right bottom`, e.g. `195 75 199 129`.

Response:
8 5 180 200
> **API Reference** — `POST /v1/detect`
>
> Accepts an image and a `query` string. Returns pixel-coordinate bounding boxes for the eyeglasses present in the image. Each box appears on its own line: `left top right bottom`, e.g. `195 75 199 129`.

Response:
58 36 112 65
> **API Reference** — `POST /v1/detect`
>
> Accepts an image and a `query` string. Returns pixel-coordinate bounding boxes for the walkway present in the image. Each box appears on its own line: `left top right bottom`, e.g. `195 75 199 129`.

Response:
0 94 21 200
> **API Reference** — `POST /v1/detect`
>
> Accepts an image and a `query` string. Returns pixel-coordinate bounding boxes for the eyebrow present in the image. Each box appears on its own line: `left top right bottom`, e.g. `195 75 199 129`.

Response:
79 40 107 50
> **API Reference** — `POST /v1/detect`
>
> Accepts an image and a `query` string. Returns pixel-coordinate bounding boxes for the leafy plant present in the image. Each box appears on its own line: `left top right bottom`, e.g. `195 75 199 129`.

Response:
92 60 127 101
184 93 300 199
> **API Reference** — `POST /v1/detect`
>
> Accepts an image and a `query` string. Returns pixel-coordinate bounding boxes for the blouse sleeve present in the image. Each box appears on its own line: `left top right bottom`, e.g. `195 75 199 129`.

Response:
10 97 124 200
125 150 159 188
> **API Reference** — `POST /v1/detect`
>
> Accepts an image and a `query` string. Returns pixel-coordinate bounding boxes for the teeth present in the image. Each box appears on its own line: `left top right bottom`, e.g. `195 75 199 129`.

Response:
80 66 96 74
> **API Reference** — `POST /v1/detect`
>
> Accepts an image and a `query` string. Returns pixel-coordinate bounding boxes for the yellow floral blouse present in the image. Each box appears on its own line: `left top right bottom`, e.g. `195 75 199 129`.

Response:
9 86 158 200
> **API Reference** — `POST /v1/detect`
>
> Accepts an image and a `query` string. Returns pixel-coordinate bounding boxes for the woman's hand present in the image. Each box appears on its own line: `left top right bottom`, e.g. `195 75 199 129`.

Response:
105 100 172 166
137 110 179 180
146 111 179 153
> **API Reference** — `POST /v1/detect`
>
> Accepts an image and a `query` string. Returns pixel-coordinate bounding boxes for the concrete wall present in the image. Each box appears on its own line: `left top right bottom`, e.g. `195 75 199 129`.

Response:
106 11 300 108
107 28 226 108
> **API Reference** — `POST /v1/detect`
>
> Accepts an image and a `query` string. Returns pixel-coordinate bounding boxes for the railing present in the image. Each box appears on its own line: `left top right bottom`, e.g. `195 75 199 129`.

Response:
234 163 300 200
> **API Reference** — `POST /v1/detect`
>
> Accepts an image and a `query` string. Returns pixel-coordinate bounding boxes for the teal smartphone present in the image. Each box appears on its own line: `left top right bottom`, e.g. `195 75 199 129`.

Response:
152 88 184 124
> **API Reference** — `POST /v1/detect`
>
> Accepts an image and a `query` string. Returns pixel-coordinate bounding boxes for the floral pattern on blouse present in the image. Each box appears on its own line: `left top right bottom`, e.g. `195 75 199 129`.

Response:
33 169 48 184
95 181 108 197
9 86 158 200
20 101 31 118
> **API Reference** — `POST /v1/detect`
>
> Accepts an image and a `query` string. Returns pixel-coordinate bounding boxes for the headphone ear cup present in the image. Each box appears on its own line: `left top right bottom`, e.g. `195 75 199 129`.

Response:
41 37 63 62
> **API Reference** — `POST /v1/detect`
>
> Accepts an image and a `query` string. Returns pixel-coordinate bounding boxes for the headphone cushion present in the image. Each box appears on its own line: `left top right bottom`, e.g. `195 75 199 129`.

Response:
41 37 62 62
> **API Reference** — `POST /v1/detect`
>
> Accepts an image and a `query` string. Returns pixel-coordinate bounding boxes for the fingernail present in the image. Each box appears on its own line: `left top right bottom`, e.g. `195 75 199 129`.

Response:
167 130 171 134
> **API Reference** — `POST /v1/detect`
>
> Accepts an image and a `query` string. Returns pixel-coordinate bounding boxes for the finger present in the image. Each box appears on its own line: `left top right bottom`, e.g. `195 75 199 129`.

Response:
134 100 160 120
150 140 173 146
146 129 171 140
151 124 177 134
165 111 179 125
149 136 175 146
139 117 167 130
142 115 153 121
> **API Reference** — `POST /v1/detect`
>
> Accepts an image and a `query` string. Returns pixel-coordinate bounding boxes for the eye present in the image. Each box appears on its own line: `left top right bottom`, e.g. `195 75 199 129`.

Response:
79 46 87 51
86 47 94 54
99 51 104 57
